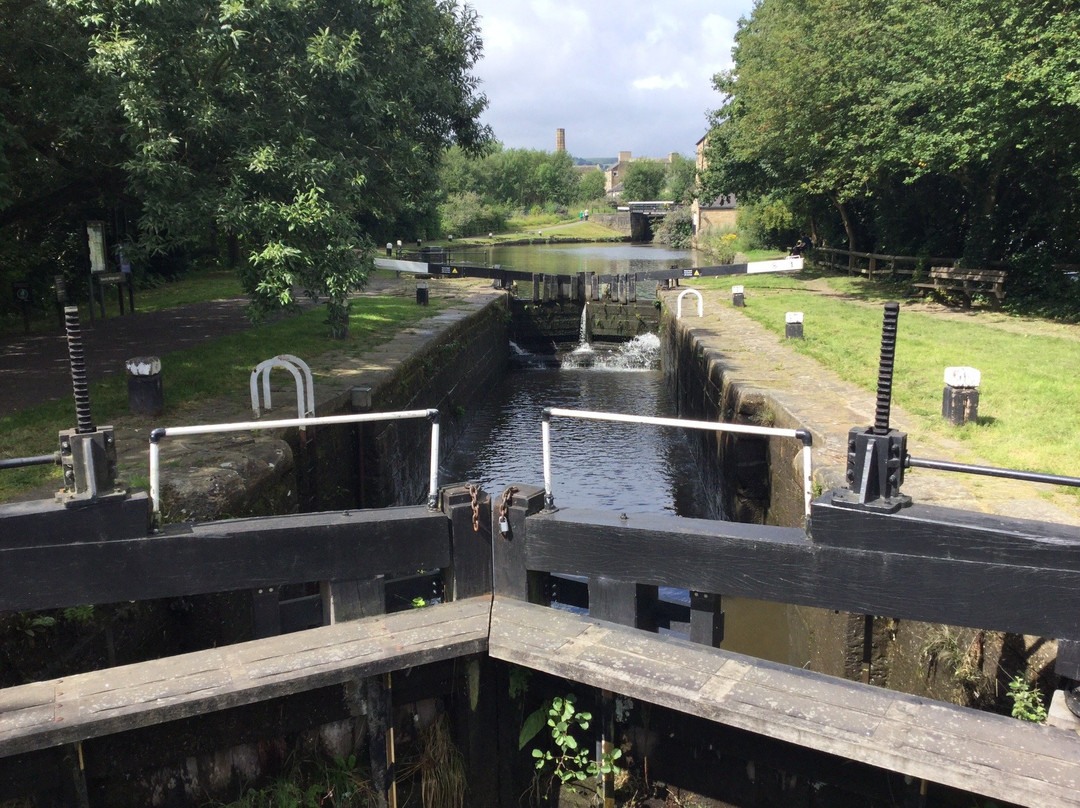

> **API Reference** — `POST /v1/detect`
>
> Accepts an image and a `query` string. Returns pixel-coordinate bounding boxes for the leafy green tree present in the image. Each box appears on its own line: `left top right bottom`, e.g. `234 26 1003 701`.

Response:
534 150 577 208
0 0 126 312
663 153 697 204
620 160 667 202
705 0 1080 269
438 191 505 237
575 169 606 203
63 0 490 336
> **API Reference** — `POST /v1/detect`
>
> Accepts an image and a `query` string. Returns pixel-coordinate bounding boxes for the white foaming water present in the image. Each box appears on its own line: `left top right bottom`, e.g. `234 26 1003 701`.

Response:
508 340 529 356
561 332 659 371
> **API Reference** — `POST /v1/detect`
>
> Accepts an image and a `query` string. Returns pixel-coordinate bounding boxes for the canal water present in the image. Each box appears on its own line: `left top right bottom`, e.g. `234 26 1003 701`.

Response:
441 243 795 664
484 241 708 275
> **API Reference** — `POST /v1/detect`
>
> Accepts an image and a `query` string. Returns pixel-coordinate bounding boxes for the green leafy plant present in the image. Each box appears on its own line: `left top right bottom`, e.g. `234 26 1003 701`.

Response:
1006 676 1047 723
17 613 55 639
62 605 96 625
520 694 622 789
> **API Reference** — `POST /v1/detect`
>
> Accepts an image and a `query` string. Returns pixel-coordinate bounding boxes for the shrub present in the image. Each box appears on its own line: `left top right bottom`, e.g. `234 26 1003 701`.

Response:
654 207 694 248
437 191 506 237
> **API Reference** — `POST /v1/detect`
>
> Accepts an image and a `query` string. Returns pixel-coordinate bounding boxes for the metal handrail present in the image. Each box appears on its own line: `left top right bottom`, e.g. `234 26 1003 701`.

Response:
541 407 813 517
0 453 59 471
148 409 441 520
906 456 1080 489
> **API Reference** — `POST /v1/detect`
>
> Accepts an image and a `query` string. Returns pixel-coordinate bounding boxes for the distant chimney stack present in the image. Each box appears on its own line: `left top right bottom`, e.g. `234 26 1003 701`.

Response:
619 150 632 163
556 128 566 152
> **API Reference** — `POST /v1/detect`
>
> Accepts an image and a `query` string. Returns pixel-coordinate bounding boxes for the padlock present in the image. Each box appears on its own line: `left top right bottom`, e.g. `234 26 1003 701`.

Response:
498 515 510 535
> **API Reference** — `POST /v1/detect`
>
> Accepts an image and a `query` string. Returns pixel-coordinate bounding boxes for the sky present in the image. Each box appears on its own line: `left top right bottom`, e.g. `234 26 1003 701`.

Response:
462 0 757 161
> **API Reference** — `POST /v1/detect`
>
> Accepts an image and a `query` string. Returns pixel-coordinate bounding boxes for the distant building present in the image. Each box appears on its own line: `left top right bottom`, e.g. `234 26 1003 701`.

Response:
556 128 566 152
692 134 737 235
604 151 679 200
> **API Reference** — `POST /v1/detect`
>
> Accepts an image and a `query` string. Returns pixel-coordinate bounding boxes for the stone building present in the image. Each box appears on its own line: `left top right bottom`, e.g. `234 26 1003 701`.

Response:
692 133 737 235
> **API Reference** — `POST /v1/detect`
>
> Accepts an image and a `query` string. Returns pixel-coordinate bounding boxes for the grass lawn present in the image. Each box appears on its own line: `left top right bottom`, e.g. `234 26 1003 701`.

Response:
0 296 443 501
692 269 1080 486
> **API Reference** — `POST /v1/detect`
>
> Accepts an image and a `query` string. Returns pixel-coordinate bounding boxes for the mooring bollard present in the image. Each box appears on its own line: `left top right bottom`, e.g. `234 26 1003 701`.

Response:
732 285 745 307
416 280 429 306
942 366 980 425
785 311 804 339
126 356 164 416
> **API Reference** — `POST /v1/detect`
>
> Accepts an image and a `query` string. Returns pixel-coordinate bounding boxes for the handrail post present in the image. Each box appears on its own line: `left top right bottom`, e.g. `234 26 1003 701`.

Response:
798 430 813 517
427 410 440 509
541 408 555 511
149 428 164 524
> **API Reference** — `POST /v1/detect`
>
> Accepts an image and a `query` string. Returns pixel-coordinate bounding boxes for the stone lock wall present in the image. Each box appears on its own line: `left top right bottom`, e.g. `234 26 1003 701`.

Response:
659 304 861 680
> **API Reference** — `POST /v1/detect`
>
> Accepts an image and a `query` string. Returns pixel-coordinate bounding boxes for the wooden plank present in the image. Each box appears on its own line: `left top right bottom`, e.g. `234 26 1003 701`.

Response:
811 498 1080 570
489 598 1080 808
0 506 449 611
523 507 1080 638
0 492 150 548
0 596 490 757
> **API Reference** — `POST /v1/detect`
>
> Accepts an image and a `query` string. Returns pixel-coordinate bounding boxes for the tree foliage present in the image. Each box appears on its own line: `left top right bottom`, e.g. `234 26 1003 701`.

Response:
704 0 1080 273
576 168 606 203
620 160 667 202
2 0 490 334
662 153 697 204
439 145 584 214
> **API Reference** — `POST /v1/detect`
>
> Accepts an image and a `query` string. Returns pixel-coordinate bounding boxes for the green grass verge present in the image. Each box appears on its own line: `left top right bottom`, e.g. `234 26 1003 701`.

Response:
0 296 441 501
131 268 245 312
693 270 1080 485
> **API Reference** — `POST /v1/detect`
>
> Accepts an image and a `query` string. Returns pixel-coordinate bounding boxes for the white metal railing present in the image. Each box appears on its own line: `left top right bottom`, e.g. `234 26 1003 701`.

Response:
541 407 813 517
148 409 441 520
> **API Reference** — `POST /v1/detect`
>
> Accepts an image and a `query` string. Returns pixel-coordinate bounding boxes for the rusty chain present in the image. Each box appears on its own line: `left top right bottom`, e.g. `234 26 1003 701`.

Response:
467 484 480 532
500 486 519 522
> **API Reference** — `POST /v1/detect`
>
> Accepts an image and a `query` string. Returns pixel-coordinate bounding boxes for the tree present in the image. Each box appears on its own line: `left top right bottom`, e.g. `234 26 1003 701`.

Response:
620 160 667 202
0 0 126 313
575 168 605 202
663 153 697 204
63 0 491 336
704 0 1080 266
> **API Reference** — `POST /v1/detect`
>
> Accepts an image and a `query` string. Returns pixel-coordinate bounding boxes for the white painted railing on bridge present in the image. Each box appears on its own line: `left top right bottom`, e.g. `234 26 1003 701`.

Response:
541 407 813 518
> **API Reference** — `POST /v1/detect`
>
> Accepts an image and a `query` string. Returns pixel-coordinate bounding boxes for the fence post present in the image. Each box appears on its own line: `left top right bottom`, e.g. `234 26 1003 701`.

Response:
588 577 658 631
492 484 548 602
442 483 492 600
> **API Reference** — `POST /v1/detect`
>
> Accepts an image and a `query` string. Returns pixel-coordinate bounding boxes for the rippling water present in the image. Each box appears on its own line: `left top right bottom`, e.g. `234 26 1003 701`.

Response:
441 358 708 517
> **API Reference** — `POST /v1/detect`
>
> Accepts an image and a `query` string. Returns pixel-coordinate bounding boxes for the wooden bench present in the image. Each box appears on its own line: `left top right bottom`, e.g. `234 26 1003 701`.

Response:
913 266 1007 304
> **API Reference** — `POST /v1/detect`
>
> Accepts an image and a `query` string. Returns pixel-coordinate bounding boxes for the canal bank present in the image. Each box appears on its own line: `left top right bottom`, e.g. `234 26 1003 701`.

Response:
658 283 1079 701
4 270 1080 805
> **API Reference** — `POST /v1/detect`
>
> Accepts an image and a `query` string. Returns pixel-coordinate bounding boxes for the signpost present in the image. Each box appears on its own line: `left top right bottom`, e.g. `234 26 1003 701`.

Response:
12 282 31 333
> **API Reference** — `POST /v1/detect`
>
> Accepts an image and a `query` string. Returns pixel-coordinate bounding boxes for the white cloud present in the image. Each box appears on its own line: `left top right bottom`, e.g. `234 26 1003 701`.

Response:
631 74 690 92
465 0 756 157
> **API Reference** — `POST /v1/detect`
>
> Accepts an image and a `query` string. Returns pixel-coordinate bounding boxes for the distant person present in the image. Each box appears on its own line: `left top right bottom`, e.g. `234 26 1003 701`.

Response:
791 236 811 256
